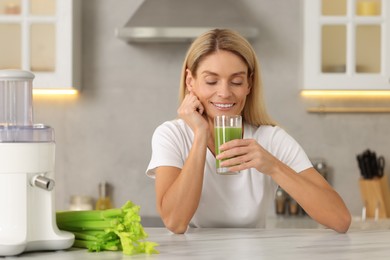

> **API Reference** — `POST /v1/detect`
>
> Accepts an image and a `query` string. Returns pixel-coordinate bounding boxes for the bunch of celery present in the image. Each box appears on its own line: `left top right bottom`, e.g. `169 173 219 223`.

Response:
56 201 158 255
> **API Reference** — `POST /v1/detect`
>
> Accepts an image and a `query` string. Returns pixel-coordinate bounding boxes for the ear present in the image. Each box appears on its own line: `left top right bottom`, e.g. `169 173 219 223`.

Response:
246 85 251 96
246 74 253 95
185 69 194 92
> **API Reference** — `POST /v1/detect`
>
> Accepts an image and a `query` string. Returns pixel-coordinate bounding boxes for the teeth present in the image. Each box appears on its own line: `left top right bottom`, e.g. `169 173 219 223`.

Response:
214 103 234 108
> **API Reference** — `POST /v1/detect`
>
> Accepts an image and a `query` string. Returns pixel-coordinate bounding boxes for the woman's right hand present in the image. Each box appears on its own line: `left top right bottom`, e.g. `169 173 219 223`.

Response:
177 92 209 134
158 92 209 233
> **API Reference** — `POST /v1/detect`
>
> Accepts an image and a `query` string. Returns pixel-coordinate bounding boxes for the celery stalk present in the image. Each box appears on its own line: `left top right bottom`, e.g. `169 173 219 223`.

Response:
56 208 123 222
73 239 120 252
57 219 119 231
56 200 158 255
73 231 99 241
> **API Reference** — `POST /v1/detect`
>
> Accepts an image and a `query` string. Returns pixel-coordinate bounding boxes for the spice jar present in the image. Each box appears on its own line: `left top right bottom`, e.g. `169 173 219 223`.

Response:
275 187 287 215
69 195 94 211
95 181 113 210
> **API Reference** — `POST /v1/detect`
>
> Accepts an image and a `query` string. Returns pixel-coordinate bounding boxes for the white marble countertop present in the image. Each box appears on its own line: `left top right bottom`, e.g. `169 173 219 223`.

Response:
4 225 390 260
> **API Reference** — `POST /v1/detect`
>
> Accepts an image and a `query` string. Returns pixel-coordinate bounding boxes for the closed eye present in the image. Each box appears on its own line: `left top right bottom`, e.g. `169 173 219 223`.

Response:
206 81 217 85
231 81 243 86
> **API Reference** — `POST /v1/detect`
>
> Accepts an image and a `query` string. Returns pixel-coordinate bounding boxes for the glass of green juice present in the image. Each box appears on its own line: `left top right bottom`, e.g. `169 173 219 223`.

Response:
214 115 242 175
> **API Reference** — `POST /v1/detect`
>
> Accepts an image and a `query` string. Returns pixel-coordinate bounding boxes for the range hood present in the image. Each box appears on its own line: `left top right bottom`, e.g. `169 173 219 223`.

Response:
115 0 259 43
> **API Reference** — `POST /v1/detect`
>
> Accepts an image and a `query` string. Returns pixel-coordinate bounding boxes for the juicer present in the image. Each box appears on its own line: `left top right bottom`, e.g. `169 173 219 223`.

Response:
0 70 74 256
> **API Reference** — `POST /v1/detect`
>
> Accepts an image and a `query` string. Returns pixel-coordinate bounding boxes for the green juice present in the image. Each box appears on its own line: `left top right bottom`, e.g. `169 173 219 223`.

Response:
214 126 242 174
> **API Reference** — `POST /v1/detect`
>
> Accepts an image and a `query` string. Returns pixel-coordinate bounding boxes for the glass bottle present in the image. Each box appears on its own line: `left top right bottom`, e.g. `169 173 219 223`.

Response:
95 181 113 210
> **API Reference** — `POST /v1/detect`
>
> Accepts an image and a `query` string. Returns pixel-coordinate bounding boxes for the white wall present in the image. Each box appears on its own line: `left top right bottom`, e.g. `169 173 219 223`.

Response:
33 0 390 218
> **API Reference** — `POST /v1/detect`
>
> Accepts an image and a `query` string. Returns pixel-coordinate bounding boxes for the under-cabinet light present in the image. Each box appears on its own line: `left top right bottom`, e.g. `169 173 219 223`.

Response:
33 89 79 95
301 90 390 98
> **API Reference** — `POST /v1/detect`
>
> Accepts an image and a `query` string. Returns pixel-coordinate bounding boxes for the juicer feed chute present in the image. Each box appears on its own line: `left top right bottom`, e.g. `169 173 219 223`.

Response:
0 70 74 256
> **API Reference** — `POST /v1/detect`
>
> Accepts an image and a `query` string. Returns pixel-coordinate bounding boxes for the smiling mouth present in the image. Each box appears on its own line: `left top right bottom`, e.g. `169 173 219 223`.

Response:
211 102 235 109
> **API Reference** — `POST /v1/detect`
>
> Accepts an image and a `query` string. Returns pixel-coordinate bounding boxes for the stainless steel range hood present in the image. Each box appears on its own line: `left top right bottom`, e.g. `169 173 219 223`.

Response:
115 0 259 43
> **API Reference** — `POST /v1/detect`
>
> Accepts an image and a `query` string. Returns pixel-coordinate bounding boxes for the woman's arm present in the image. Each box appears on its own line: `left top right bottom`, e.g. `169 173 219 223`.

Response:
271 165 351 233
155 131 208 234
217 139 351 233
155 92 210 234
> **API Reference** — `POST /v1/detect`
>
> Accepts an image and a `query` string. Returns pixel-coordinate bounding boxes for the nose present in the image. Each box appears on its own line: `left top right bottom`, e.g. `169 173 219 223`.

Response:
217 82 232 98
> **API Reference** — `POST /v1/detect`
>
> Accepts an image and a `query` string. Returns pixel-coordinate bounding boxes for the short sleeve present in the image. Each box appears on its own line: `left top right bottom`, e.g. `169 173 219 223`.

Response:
145 121 185 178
268 127 313 174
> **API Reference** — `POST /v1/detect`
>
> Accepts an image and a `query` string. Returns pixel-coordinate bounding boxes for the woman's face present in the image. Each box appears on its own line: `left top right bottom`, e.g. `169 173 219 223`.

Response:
186 50 251 122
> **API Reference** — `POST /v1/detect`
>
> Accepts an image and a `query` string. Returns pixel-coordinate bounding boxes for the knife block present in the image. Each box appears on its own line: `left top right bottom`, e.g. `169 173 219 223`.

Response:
359 174 390 218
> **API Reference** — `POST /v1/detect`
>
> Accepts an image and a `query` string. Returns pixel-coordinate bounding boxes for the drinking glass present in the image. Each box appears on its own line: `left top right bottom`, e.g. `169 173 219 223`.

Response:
214 115 242 175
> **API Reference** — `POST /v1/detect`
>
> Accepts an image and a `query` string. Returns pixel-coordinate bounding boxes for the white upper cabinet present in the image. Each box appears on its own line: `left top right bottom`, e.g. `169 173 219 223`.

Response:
0 0 80 90
303 0 390 90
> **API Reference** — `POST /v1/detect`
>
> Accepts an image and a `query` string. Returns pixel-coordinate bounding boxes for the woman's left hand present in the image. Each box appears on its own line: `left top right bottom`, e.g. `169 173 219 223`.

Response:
216 139 279 175
217 138 352 233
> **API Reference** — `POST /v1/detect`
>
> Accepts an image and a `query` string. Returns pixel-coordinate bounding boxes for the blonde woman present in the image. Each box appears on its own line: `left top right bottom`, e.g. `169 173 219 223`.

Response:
146 28 351 234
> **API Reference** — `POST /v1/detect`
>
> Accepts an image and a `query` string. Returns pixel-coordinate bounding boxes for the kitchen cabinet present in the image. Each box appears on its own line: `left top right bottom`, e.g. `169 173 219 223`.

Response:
303 0 390 90
0 0 80 91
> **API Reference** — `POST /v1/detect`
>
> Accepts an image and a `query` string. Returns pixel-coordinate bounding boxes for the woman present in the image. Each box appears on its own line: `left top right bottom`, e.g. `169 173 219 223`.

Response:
146 28 351 234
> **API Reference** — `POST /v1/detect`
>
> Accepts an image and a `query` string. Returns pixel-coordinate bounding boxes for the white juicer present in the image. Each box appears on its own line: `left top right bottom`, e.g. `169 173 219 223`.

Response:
0 70 74 256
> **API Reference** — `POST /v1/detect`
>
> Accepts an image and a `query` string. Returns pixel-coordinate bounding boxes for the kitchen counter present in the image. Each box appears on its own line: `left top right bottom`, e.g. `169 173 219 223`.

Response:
3 225 390 260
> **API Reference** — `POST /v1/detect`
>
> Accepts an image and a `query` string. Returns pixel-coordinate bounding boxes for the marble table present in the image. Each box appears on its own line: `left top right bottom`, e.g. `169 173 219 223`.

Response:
4 227 390 259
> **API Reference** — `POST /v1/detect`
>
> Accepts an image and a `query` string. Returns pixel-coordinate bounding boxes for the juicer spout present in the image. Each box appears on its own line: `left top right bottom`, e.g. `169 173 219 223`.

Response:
31 174 55 191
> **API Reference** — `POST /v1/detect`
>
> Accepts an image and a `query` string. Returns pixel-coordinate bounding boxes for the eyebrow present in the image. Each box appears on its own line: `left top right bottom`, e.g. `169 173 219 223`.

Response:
201 70 247 76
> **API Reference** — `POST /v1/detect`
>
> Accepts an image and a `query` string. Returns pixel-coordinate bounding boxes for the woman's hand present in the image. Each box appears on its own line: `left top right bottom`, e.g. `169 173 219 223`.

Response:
177 92 209 134
217 138 351 233
216 138 279 175
158 92 210 234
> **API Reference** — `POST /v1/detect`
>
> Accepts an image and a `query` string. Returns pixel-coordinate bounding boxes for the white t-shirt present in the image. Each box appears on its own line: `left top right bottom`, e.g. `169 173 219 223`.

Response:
146 119 312 228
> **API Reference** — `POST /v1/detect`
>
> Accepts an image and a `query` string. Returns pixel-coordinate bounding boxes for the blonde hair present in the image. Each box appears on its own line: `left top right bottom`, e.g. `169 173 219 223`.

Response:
179 28 275 127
